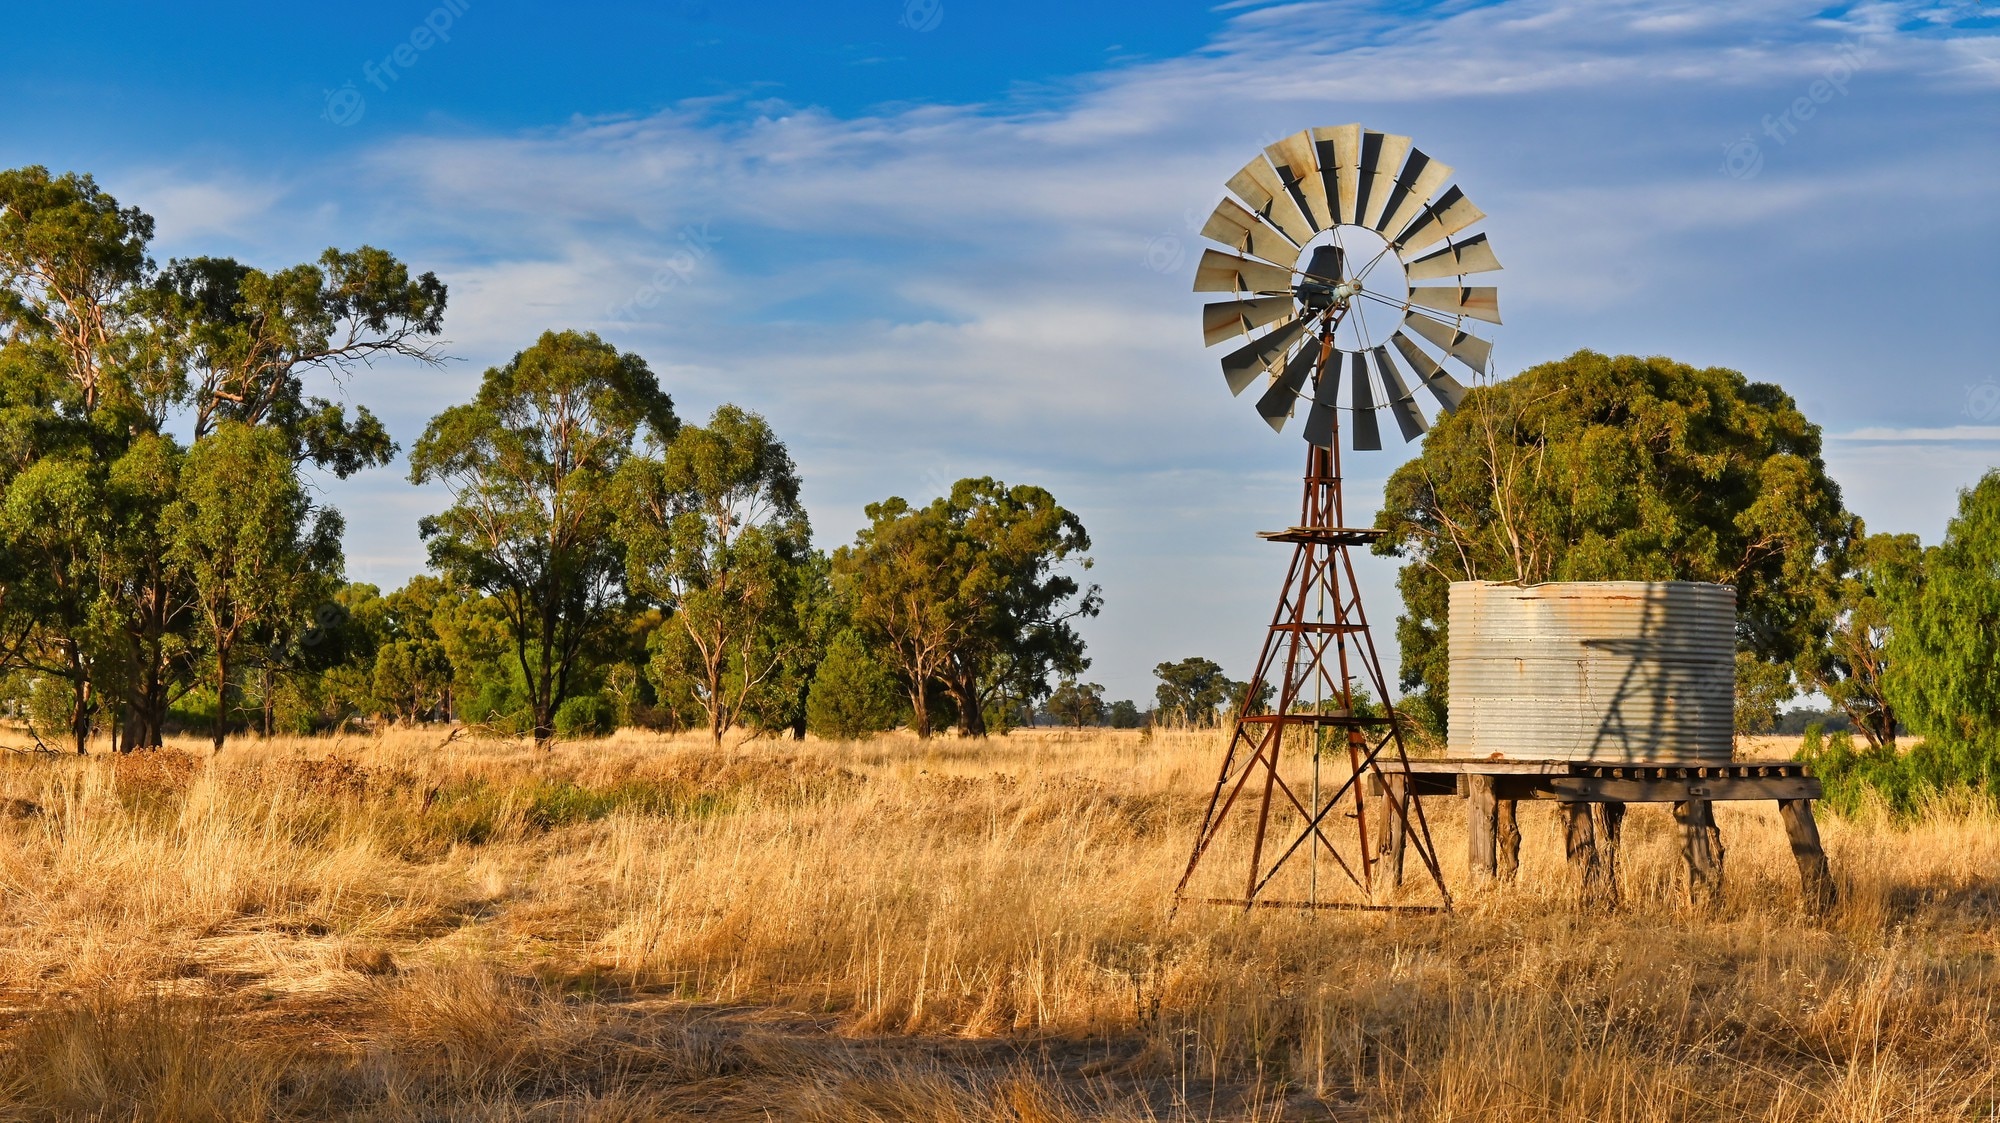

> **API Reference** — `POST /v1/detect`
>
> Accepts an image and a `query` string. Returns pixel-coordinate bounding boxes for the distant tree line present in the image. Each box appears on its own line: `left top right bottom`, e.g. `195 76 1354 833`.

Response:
0 168 1101 751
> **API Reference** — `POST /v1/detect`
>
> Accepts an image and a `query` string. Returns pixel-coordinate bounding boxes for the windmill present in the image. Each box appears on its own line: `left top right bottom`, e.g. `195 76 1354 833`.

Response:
1172 125 1500 914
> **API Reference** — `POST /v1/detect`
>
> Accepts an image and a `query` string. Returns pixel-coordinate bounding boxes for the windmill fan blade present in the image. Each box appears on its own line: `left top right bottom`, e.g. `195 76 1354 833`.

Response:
1349 351 1383 451
1256 335 1321 431
1391 332 1469 411
1220 317 1308 395
1375 149 1455 239
1372 346 1428 442
1200 198 1299 268
1225 156 1315 246
1302 355 1340 448
1313 124 1362 226
1394 186 1486 254
1402 313 1492 376
1403 233 1502 280
1264 130 1329 232
1408 285 1502 325
1357 131 1414 233
1203 295 1295 346
1193 248 1293 294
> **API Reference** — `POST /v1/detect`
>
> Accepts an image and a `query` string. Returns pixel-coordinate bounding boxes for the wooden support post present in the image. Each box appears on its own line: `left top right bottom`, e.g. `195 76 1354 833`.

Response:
1467 775 1498 882
1373 774 1407 894
1561 803 1615 906
1673 799 1725 905
1778 798 1835 912
1592 801 1625 898
1496 799 1521 882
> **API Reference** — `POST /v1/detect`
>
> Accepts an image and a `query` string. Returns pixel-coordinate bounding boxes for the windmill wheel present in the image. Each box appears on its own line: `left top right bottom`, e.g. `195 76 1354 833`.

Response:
1192 125 1500 452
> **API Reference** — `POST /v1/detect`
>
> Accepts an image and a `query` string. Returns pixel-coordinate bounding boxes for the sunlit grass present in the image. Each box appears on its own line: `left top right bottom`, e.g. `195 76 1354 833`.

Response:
0 726 1991 1119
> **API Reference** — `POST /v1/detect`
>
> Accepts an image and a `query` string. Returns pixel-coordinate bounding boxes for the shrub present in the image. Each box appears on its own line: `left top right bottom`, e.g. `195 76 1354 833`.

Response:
1801 725 2000 818
806 631 900 740
553 694 615 740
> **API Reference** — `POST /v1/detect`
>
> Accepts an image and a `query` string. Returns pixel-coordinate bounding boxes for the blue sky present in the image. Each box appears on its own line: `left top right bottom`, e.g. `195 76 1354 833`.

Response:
4 0 1996 704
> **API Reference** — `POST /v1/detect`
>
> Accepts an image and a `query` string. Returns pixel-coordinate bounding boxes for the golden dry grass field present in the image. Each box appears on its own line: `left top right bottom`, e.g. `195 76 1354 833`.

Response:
0 727 1995 1121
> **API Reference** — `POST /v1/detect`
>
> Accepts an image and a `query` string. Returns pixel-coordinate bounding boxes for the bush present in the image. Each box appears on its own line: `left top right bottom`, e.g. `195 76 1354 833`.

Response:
553 694 615 740
1801 724 2000 818
806 632 900 740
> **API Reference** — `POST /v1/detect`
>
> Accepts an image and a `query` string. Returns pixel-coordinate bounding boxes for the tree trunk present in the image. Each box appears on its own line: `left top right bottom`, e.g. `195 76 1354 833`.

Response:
261 665 274 737
211 645 230 752
132 636 167 749
948 670 987 738
789 679 810 741
70 675 90 756
706 638 728 745
909 682 931 739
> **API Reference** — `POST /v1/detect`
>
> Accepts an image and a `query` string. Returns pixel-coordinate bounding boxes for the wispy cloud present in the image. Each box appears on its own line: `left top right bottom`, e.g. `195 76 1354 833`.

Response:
121 0 2000 697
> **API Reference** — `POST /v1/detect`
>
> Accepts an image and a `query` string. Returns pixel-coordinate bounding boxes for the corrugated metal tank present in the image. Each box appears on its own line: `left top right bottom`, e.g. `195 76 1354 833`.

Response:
1446 581 1736 763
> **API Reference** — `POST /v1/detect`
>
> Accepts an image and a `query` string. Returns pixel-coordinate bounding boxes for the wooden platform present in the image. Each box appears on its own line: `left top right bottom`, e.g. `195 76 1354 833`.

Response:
1365 757 1834 910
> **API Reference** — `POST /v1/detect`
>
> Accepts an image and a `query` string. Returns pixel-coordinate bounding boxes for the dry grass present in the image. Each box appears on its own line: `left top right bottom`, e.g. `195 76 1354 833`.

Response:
0 726 1993 1119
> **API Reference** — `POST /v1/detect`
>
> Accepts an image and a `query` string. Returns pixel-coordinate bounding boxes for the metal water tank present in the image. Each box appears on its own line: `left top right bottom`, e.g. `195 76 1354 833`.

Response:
1446 581 1736 763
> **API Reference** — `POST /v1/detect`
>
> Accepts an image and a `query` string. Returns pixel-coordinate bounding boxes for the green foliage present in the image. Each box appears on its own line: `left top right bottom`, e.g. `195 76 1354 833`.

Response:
1886 471 2000 752
836 478 1098 738
1802 727 2000 819
805 630 901 740
147 245 445 474
1153 657 1235 726
553 693 615 740
1373 350 1851 709
1107 699 1144 729
1735 650 1789 735
371 639 452 724
617 405 811 743
1046 679 1106 729
1798 531 1921 747
411 329 674 745
166 421 342 749
0 165 446 751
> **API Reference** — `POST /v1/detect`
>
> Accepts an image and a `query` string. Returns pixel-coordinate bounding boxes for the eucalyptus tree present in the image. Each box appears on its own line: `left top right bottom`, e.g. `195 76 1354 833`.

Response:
1 166 447 747
1797 530 1923 748
411 330 676 747
834 497 961 738
1152 657 1235 726
836 478 1097 738
1374 350 1851 714
618 405 811 744
0 166 156 421
1886 471 2000 754
939 478 1098 735
166 422 342 750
